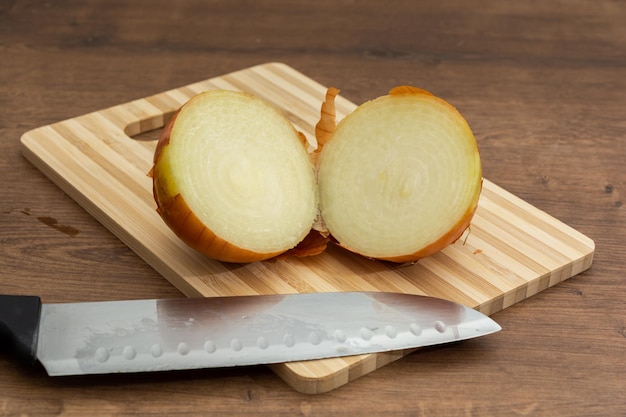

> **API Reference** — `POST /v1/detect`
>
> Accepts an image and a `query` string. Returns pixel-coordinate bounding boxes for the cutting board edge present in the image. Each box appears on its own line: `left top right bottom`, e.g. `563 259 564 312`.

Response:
270 348 417 394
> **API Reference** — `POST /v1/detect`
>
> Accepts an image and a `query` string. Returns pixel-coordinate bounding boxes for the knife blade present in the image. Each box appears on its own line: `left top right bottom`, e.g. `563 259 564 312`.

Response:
0 292 500 376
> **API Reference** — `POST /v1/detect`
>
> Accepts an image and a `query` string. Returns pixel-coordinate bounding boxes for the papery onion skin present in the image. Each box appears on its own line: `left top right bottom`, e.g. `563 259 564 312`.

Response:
314 87 340 149
281 230 330 258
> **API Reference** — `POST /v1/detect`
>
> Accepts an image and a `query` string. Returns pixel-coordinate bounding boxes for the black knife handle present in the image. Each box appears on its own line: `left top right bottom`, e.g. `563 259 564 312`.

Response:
0 295 41 364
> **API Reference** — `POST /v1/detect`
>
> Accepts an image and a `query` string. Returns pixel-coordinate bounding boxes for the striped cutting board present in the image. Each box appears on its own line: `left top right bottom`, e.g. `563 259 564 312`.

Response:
20 62 595 394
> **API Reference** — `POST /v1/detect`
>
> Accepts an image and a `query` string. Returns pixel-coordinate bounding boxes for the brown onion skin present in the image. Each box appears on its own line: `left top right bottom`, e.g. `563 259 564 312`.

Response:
281 230 329 258
151 110 287 263
152 111 177 166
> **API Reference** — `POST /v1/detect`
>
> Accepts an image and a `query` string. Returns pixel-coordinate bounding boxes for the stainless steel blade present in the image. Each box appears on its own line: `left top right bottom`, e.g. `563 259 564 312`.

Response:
36 292 501 376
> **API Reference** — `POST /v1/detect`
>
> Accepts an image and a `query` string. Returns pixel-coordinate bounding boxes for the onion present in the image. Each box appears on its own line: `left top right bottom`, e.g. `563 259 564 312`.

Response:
152 86 481 264
316 86 482 262
151 90 319 263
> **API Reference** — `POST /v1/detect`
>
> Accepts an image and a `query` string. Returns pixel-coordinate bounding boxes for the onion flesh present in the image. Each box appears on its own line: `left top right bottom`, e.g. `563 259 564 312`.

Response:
152 87 481 264
316 86 482 262
152 90 318 263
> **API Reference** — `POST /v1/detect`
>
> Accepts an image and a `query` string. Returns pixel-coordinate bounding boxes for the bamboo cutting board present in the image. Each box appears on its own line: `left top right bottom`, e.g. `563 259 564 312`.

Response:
20 62 594 394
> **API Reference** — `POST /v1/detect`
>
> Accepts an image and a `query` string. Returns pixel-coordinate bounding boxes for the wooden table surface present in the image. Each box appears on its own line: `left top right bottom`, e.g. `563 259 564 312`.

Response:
1 1 624 415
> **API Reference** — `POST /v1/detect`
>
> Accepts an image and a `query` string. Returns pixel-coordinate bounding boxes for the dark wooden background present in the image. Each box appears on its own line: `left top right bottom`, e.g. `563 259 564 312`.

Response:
1 1 624 415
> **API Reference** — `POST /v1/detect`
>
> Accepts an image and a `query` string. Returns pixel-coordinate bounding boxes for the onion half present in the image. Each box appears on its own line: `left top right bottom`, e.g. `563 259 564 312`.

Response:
151 90 318 263
316 86 482 262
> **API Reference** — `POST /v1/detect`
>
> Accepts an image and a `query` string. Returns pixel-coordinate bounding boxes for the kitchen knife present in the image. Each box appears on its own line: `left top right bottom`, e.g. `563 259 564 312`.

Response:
1 292 500 376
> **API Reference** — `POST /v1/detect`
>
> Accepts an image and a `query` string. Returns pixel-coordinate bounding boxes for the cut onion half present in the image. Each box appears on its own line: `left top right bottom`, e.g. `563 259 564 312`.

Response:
316 86 482 262
151 90 318 263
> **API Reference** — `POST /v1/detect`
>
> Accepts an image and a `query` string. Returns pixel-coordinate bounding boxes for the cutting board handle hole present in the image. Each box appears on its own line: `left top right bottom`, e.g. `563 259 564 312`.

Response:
124 110 177 142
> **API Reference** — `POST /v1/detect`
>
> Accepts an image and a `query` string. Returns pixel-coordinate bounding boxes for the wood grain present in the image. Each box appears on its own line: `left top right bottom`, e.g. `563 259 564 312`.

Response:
20 63 594 393
2 0 625 414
